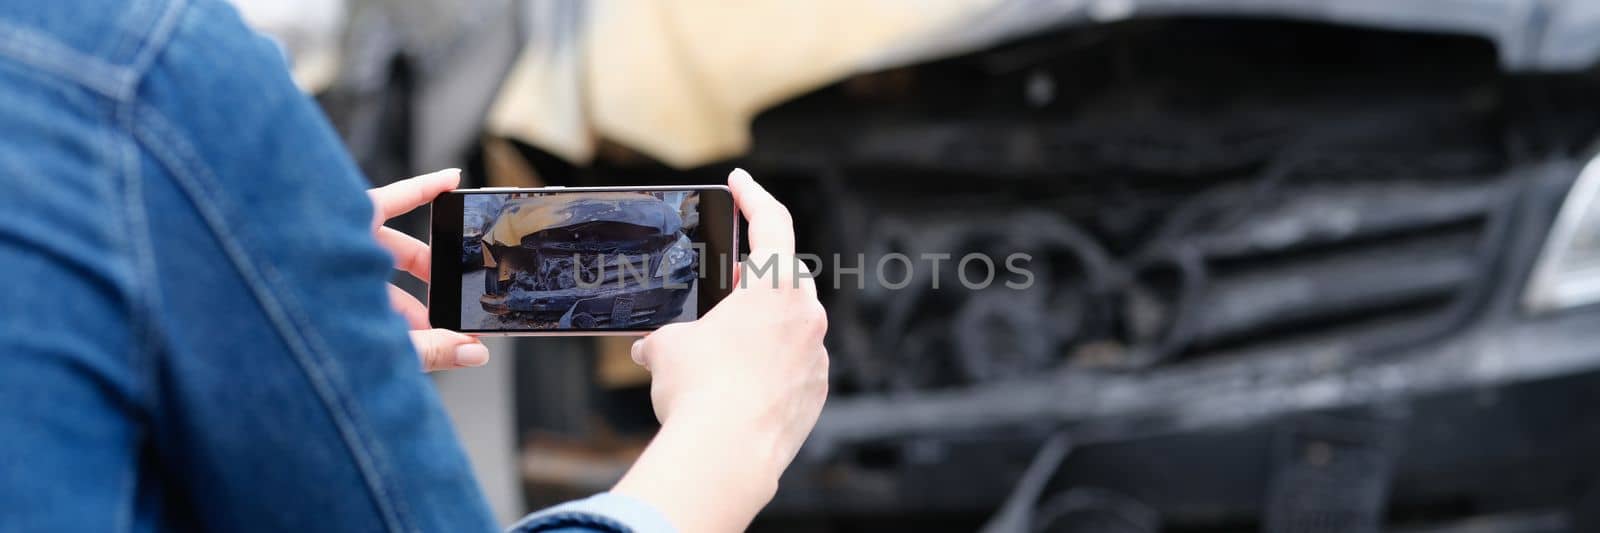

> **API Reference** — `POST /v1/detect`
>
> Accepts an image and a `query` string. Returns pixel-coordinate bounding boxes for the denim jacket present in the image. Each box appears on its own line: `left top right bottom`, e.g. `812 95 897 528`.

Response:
0 0 671 531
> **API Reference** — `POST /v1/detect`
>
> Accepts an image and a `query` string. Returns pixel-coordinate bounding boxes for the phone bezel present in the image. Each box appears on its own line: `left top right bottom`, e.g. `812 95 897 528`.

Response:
428 185 739 336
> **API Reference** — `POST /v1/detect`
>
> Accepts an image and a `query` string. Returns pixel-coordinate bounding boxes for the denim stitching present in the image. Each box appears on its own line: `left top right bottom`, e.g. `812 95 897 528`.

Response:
124 0 185 96
0 20 129 100
106 91 148 533
130 105 412 533
117 0 185 416
0 63 130 297
2 49 151 533
0 61 147 532
250 222 421 533
117 80 162 416
108 0 156 70
112 122 147 533
16 0 181 468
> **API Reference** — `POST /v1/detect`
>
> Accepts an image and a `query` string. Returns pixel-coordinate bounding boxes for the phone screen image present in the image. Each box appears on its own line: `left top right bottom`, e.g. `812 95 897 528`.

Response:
435 188 735 333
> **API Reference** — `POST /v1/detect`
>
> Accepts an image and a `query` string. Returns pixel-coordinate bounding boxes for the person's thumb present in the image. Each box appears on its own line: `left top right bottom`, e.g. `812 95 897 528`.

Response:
631 323 693 372
410 329 490 372
630 338 647 370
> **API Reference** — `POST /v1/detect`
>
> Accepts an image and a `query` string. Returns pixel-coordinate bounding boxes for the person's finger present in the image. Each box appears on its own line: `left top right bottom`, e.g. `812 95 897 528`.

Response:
632 323 691 371
377 225 431 282
630 339 648 371
728 168 794 256
410 328 489 371
369 168 461 227
388 284 430 330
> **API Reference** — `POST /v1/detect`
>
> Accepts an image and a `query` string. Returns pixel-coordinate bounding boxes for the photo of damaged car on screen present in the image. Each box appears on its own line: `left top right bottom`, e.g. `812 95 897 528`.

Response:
461 191 701 330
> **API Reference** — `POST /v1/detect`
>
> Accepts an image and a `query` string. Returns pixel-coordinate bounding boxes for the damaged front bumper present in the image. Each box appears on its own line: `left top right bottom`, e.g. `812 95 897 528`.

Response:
482 263 697 328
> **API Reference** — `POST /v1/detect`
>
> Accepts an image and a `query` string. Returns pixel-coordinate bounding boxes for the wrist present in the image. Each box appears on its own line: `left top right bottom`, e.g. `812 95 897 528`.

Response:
670 415 783 497
612 415 784 532
669 395 793 481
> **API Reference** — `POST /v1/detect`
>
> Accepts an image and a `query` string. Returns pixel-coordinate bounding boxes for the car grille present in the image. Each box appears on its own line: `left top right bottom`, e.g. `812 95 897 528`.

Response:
814 165 1512 394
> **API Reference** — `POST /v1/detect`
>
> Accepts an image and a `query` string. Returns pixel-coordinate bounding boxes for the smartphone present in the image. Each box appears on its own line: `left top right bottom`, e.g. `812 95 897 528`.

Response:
429 185 738 335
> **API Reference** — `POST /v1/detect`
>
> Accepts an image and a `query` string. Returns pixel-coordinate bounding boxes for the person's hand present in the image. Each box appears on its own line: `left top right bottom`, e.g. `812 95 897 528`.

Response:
631 168 830 453
612 168 829 532
367 168 489 372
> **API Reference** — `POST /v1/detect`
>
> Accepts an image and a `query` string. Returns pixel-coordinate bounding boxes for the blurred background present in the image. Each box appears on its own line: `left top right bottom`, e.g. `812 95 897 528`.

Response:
236 1 1600 531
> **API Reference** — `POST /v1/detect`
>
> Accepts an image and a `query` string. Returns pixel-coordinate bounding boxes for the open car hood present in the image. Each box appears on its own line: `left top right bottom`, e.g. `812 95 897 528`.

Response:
484 192 680 248
868 0 1600 74
489 0 1600 168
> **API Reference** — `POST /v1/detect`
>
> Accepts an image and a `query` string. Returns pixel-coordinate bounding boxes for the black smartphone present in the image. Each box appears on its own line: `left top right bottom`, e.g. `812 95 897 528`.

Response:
429 185 738 335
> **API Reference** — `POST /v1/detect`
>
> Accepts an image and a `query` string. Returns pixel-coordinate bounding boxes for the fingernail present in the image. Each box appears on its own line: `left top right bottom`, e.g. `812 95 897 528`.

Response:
454 343 489 367
730 167 753 184
630 339 645 367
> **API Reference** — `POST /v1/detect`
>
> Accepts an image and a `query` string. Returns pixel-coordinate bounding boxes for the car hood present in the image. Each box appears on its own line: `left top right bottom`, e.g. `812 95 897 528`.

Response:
921 0 1593 70
485 192 681 248
865 0 1600 73
487 0 1600 169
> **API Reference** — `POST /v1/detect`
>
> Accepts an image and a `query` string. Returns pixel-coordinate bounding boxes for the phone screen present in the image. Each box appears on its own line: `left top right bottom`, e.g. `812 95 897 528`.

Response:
429 187 737 333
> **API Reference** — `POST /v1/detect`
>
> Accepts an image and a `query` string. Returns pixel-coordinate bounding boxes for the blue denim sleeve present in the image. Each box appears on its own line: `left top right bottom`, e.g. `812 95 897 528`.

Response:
0 0 502 531
510 493 678 533
124 0 503 531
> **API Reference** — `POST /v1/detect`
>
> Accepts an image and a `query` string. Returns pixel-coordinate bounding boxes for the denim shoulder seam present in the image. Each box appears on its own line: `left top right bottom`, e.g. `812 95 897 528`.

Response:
0 20 129 100
116 0 187 420
124 0 186 95
129 104 415 533
107 0 159 69
0 0 184 103
114 96 163 428
99 85 150 533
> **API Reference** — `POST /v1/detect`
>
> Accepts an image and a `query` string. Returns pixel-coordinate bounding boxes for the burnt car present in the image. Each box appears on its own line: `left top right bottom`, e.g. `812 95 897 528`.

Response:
478 192 697 328
299 0 1600 529
501 12 1600 533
